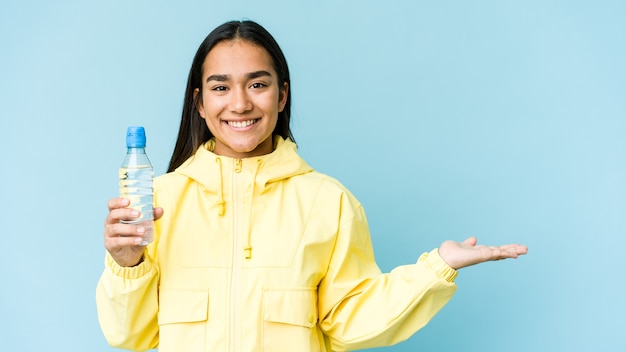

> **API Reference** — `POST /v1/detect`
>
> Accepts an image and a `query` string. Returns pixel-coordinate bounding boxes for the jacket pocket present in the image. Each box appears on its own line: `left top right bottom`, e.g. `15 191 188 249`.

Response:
158 289 209 352
263 288 321 352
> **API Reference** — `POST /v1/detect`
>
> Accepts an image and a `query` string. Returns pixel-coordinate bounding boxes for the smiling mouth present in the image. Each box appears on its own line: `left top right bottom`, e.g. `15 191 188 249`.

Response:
225 119 259 128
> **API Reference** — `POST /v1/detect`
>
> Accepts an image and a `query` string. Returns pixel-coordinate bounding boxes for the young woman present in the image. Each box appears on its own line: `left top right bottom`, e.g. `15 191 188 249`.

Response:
97 20 527 352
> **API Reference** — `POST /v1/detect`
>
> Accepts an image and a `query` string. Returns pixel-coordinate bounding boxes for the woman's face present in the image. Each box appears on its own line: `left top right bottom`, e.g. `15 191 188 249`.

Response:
195 39 288 158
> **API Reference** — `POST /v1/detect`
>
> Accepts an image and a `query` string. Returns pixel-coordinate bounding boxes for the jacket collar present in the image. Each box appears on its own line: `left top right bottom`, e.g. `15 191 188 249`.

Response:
174 136 313 191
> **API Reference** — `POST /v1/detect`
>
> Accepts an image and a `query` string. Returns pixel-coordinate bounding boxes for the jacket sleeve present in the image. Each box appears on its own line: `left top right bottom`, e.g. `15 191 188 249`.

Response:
96 252 160 351
318 194 458 351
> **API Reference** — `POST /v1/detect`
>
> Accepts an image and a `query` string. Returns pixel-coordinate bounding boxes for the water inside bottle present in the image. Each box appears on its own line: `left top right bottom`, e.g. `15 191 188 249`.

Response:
119 165 154 245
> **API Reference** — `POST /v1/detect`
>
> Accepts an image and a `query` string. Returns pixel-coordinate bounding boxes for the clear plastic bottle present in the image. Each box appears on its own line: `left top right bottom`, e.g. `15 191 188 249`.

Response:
119 126 154 245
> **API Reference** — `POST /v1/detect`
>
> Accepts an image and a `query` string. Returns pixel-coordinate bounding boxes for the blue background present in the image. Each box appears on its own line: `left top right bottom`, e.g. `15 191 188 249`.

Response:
1 1 624 351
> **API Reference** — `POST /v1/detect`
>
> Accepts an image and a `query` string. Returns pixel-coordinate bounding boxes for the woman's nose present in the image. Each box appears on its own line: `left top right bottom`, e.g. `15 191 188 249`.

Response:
229 88 252 113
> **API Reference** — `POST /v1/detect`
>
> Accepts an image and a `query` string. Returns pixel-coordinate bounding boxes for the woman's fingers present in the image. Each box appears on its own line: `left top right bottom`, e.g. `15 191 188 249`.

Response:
103 222 147 266
440 238 528 269
107 197 130 211
102 197 150 267
154 207 164 220
105 221 145 239
463 236 478 246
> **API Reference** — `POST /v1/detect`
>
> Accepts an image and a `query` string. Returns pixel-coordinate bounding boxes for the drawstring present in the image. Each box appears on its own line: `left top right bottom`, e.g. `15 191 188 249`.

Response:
215 158 225 216
214 154 260 260
243 159 262 260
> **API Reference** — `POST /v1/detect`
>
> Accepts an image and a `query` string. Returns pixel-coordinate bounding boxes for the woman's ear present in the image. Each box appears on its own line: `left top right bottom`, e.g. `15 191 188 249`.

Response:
278 82 289 112
193 88 205 119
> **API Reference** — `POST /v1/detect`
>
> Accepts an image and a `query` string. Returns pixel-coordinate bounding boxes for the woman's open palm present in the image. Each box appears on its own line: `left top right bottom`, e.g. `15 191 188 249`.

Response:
438 236 528 270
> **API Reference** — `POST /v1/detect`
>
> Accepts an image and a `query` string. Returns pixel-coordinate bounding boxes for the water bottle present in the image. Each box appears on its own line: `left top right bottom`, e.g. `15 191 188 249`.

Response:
119 126 154 245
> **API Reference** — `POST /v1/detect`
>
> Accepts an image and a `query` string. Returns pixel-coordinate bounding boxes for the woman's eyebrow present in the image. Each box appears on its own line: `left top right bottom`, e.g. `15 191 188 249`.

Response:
206 74 228 83
247 70 272 79
206 71 272 83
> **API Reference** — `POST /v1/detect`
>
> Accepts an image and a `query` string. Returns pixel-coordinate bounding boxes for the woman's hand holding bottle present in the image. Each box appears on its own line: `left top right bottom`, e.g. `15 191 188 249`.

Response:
103 197 164 267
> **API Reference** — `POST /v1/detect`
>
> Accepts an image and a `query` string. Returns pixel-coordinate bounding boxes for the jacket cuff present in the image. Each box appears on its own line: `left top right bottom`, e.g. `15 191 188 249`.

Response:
105 252 154 279
423 249 458 283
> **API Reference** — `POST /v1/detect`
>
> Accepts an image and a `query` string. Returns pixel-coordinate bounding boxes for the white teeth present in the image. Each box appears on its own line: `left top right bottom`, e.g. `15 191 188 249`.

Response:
227 119 257 128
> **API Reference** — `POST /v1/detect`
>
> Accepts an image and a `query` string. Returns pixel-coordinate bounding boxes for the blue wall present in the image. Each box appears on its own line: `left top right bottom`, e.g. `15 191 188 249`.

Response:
1 1 624 351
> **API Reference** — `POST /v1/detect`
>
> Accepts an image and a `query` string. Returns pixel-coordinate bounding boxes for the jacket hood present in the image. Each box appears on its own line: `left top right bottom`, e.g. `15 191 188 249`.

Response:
174 136 314 193
173 136 314 259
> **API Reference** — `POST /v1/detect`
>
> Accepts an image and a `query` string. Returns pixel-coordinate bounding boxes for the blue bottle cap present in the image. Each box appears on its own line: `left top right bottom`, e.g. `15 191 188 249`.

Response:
126 126 147 148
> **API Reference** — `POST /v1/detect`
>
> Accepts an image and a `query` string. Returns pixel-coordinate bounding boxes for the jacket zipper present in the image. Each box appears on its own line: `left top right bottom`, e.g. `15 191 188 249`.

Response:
229 158 243 351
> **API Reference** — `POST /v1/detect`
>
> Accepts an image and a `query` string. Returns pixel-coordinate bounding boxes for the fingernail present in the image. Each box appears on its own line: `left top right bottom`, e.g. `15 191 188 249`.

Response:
134 237 143 244
136 227 145 234
131 210 140 217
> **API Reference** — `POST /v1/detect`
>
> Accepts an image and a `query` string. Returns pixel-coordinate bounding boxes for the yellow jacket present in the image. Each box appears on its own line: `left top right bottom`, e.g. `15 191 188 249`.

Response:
96 137 458 351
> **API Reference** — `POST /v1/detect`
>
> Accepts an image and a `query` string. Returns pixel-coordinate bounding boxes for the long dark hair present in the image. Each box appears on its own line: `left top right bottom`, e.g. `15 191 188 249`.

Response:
167 20 294 172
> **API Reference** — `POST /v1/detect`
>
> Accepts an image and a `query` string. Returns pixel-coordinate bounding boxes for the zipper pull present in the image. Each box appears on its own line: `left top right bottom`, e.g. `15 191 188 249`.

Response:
235 159 242 173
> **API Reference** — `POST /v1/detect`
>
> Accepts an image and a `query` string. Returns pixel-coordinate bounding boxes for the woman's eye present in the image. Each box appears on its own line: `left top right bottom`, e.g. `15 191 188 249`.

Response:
251 82 266 89
212 86 227 91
